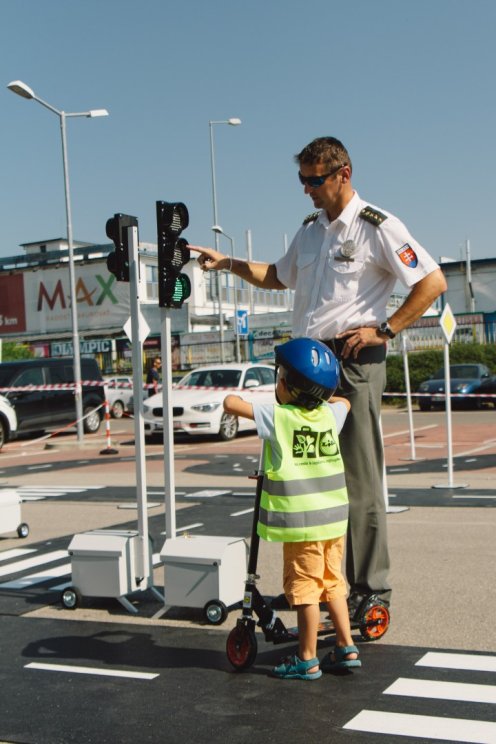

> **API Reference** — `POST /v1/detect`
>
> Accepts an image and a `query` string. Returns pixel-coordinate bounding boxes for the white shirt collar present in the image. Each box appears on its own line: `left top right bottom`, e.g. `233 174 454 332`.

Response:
317 191 361 228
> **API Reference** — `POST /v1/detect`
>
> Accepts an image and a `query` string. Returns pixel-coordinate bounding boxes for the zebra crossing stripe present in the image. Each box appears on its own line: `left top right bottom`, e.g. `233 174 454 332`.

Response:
0 548 36 563
416 652 496 673
0 562 70 589
385 677 496 705
343 710 496 742
0 550 67 578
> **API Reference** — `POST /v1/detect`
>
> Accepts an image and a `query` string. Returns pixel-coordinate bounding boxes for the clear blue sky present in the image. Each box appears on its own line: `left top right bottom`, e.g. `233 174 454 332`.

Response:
2 0 496 266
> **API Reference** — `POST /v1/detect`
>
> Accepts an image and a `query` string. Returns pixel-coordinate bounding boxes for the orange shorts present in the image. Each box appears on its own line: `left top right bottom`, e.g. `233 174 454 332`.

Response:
283 536 347 606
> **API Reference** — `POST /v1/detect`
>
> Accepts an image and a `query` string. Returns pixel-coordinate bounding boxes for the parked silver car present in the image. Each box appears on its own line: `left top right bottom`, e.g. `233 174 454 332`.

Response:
0 394 17 450
143 363 275 441
104 376 134 418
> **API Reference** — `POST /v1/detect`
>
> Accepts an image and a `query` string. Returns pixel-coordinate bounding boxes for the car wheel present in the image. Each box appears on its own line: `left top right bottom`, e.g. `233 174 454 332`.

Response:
418 399 431 411
111 400 125 419
218 413 238 441
83 406 102 433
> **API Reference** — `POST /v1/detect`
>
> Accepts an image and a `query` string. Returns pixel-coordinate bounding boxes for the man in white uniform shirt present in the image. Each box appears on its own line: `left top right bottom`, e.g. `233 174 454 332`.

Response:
192 136 446 620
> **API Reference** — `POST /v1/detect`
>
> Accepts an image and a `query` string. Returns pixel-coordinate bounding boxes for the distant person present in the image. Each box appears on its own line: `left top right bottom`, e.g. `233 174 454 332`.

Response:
224 338 360 679
192 135 447 623
146 357 161 397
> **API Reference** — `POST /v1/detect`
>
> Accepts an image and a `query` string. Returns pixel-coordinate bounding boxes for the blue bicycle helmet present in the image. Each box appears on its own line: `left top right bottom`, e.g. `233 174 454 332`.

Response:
275 338 340 409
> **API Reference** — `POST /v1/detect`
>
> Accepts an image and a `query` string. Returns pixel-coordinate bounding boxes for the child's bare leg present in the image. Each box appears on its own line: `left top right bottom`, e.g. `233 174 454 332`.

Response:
296 603 320 672
326 595 358 660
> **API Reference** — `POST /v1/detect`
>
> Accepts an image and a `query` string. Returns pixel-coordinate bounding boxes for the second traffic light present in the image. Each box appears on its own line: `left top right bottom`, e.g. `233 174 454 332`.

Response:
156 201 191 308
106 213 138 282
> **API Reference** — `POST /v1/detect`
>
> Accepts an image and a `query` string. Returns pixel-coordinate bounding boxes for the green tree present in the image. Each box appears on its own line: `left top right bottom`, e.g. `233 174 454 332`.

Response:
0 342 35 361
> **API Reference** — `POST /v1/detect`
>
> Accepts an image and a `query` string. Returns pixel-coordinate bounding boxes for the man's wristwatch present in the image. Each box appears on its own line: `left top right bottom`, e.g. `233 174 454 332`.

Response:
378 321 396 339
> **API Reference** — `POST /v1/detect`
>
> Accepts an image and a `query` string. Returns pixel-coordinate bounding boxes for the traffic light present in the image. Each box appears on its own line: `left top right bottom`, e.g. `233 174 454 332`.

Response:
156 201 191 308
106 213 138 282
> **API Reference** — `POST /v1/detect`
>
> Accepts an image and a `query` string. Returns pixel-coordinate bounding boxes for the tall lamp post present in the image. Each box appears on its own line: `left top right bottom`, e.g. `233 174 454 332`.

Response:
7 80 108 442
212 225 241 363
208 118 241 363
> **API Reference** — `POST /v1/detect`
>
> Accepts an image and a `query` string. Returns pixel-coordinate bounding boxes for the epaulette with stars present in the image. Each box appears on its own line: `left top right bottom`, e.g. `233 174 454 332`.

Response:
302 211 320 225
359 206 388 226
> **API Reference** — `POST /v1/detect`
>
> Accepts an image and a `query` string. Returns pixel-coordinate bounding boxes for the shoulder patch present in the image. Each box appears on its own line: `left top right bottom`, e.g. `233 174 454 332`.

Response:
302 211 320 225
359 206 388 227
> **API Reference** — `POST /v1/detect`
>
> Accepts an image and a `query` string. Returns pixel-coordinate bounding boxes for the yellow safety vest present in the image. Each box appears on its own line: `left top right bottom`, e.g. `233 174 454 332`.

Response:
257 403 348 542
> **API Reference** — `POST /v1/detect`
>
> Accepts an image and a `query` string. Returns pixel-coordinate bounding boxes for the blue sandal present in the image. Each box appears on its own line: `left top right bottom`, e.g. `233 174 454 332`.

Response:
271 654 322 680
321 645 361 672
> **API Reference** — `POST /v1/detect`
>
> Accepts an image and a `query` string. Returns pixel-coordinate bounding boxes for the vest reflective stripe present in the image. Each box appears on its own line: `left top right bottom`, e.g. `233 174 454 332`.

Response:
258 403 348 542
259 503 348 529
262 471 346 497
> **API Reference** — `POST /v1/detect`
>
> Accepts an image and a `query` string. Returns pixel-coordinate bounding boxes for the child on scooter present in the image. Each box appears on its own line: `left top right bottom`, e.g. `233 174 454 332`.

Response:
223 337 360 680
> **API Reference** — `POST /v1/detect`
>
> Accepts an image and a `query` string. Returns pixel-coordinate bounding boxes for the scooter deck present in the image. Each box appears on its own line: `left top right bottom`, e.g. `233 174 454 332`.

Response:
283 620 335 638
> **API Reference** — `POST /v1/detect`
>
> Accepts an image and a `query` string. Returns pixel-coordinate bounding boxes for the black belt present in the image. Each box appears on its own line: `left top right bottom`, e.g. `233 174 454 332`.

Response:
323 338 386 365
322 338 345 356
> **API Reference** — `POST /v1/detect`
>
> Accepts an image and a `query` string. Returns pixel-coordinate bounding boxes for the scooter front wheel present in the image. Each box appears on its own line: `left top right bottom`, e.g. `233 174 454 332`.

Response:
226 622 258 670
359 603 390 641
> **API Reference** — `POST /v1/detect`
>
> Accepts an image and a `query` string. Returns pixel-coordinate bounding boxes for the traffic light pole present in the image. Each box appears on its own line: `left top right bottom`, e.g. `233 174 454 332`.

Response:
127 224 151 582
160 308 176 540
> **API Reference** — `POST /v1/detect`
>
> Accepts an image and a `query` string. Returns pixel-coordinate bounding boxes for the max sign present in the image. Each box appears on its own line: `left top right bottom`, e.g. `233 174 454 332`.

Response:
0 263 130 336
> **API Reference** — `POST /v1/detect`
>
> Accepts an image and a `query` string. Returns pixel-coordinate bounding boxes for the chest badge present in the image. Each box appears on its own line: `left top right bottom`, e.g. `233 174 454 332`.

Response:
335 239 357 262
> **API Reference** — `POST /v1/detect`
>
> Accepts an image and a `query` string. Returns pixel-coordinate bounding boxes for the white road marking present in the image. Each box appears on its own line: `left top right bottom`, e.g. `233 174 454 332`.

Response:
452 494 496 500
385 677 496 704
343 710 496 742
416 651 496 673
184 489 230 498
27 464 53 470
383 424 438 439
0 562 70 589
0 548 36 563
117 502 160 509
0 550 67 578
160 523 203 535
230 508 254 517
25 662 158 680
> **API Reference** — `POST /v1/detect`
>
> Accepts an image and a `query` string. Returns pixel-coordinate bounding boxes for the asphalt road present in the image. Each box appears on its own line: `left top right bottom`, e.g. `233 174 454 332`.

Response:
0 408 495 743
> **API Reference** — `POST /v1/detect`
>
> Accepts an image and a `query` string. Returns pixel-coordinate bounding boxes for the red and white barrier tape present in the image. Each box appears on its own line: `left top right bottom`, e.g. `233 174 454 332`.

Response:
1 381 495 398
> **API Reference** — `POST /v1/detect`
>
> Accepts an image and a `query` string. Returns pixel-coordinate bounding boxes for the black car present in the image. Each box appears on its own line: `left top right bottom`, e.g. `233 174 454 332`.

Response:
0 357 105 440
417 363 492 410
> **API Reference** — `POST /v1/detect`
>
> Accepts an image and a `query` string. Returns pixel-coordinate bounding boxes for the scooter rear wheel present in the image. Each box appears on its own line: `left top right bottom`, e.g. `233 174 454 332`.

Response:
359 603 390 641
226 623 258 670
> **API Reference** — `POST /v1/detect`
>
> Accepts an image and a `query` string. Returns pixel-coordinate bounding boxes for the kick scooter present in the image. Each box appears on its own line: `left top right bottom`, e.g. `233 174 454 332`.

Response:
226 467 390 671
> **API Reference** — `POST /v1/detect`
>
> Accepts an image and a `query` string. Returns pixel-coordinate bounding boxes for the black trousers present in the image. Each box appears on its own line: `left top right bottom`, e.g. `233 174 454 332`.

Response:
324 339 391 603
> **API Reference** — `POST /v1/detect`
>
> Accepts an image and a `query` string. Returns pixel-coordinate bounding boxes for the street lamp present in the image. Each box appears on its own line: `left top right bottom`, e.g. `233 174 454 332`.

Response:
7 80 109 442
208 118 241 363
212 225 241 363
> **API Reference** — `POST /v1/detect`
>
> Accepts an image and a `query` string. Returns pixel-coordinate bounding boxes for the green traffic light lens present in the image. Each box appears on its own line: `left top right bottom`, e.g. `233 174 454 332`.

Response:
173 274 191 303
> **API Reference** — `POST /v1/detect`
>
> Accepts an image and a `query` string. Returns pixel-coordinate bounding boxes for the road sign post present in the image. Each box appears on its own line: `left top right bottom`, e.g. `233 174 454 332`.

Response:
433 303 468 489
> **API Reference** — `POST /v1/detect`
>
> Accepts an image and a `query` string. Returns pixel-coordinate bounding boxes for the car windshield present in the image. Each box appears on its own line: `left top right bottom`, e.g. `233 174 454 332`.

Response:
433 365 481 380
179 369 242 388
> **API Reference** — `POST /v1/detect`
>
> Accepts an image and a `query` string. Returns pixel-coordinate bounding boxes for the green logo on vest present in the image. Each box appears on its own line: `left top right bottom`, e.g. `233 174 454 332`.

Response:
318 430 339 457
292 427 340 459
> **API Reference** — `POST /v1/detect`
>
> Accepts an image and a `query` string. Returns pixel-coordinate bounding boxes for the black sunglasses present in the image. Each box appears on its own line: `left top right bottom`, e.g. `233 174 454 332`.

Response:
298 164 344 188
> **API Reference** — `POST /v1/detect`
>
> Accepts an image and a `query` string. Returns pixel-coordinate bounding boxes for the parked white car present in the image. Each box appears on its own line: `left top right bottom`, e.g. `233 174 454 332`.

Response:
143 363 275 441
0 394 18 450
104 376 134 419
